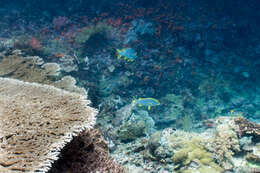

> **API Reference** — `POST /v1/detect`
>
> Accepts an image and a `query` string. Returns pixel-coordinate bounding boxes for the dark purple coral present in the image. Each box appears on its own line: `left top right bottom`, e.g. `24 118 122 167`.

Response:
49 129 125 173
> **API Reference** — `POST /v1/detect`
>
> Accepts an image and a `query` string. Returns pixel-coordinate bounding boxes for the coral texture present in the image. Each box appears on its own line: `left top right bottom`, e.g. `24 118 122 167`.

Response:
0 55 51 84
41 63 61 77
59 54 78 72
0 77 97 173
0 55 86 96
233 116 260 140
49 129 125 173
54 75 87 96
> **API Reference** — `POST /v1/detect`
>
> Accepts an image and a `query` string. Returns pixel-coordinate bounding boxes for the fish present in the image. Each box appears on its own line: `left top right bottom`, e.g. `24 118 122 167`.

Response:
116 48 137 62
54 53 65 58
132 97 160 110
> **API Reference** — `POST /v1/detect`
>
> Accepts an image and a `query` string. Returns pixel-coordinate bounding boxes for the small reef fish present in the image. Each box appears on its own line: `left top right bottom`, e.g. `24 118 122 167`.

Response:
54 53 65 58
116 48 137 62
132 98 160 110
228 109 243 117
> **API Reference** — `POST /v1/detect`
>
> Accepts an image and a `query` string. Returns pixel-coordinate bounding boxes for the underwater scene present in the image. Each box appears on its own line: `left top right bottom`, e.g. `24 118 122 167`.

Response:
0 0 260 172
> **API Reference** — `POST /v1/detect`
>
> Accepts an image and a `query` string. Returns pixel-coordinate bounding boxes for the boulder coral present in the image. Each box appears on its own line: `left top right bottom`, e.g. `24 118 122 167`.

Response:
171 137 223 173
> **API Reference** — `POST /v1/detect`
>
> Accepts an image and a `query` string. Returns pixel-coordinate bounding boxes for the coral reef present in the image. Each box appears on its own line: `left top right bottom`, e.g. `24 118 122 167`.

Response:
124 19 155 44
112 102 136 126
59 54 78 72
206 117 240 168
119 119 146 142
41 63 61 77
43 39 71 57
233 116 260 140
0 77 97 172
169 117 260 172
167 118 240 172
171 137 223 173
0 1 259 172
54 75 87 96
49 129 125 173
52 16 70 30
0 55 51 83
111 116 260 172
0 54 86 96
75 22 112 44
111 106 155 142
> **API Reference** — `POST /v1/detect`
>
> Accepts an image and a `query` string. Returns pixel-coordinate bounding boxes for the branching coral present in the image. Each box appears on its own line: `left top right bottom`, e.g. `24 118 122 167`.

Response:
0 77 97 172
206 123 240 165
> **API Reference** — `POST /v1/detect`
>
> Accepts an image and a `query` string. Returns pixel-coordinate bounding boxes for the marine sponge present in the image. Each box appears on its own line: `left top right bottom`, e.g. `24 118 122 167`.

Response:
0 77 97 173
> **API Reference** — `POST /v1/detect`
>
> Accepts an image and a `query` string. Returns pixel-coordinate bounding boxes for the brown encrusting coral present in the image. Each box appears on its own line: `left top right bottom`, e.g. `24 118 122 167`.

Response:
233 116 260 141
0 77 97 173
49 129 125 173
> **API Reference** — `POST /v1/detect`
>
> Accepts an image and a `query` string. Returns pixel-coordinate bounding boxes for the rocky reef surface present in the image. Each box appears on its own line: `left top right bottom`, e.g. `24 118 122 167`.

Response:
111 116 260 173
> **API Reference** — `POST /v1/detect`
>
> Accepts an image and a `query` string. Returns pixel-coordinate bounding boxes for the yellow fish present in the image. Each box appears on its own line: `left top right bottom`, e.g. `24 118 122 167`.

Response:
132 97 160 110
